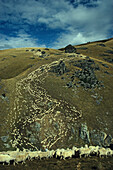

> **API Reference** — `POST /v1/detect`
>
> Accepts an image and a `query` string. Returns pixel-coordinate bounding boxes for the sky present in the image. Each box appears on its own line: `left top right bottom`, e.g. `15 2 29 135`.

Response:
0 0 113 50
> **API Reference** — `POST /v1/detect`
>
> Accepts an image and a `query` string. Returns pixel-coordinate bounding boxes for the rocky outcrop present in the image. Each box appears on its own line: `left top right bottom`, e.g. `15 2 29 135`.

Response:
65 44 76 53
49 60 69 75
79 123 90 143
79 123 113 148
66 59 102 89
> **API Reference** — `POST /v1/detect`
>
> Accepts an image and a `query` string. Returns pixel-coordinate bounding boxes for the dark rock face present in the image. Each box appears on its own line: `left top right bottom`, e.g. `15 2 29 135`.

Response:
104 135 112 146
90 131 106 146
79 123 90 143
65 44 76 53
49 60 69 76
79 123 113 147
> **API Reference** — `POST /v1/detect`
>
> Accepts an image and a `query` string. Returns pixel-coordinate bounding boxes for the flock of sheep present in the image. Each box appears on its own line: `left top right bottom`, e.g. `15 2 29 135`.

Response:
0 145 113 165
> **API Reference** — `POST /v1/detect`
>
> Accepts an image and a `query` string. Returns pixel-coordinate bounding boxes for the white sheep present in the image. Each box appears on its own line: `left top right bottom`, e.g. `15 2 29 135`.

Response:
106 148 113 157
72 146 78 151
7 148 20 158
14 151 29 164
72 147 79 157
0 154 15 164
61 150 74 160
38 151 49 160
98 148 108 158
79 147 91 158
89 146 99 155
55 149 62 158
48 150 55 158
28 151 38 160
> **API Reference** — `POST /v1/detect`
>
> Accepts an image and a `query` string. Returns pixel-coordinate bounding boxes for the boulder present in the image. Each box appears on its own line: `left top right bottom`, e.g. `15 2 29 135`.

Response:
1 136 9 142
104 135 112 146
31 49 35 51
37 49 41 51
90 130 108 146
41 51 46 54
44 48 49 50
102 64 109 68
98 44 106 47
65 44 76 53
67 81 73 88
79 123 90 143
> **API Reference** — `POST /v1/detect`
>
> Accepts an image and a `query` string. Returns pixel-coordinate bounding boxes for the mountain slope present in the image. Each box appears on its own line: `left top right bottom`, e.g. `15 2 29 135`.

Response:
0 38 113 168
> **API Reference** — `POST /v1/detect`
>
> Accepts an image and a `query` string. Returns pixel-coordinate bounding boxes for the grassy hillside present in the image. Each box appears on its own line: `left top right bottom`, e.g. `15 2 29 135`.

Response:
0 38 113 169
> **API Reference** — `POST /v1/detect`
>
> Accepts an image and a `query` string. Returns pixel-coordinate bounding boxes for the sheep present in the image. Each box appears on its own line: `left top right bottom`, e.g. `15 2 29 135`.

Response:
48 150 55 158
14 151 29 164
38 151 49 160
61 149 74 160
55 149 62 158
55 148 65 159
72 146 79 157
98 148 108 158
98 148 113 158
79 147 91 158
0 154 15 164
28 151 38 160
72 146 78 151
7 148 20 158
89 146 99 156
106 148 113 157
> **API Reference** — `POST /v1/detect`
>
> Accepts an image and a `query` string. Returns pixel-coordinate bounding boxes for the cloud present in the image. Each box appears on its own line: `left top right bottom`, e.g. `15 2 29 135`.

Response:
0 30 46 50
51 31 107 49
50 0 113 48
0 0 113 49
